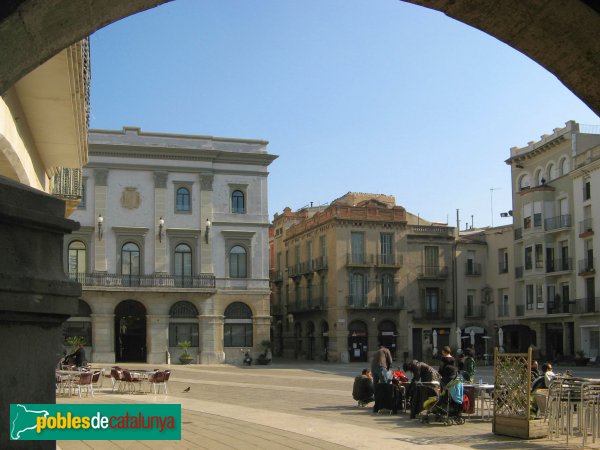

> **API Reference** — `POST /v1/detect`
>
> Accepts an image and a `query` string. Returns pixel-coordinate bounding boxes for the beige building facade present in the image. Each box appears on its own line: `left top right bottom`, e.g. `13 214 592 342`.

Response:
506 120 600 361
64 127 277 365
270 193 456 363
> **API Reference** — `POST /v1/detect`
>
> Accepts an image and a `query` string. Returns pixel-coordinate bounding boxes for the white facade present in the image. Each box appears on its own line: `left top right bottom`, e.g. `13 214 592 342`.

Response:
64 127 277 364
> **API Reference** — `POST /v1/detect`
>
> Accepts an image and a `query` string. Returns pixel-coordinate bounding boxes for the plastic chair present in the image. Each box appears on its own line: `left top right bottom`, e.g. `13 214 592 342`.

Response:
75 372 94 397
122 369 143 393
148 370 166 394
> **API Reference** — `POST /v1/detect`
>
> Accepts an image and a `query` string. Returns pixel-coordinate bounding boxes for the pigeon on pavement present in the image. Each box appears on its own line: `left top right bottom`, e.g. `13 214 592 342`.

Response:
183 387 190 392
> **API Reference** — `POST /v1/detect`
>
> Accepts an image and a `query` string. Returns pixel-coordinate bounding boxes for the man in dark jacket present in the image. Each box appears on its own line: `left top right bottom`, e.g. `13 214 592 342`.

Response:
352 369 375 406
403 360 441 418
370 343 393 384
70 343 87 367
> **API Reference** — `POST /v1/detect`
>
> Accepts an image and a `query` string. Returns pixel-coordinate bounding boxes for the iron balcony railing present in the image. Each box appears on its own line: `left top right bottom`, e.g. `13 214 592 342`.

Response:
578 258 596 274
417 265 449 278
347 295 368 308
579 218 594 234
69 272 215 288
515 266 524 279
269 269 283 282
465 262 482 276
313 256 328 271
375 254 403 267
546 258 572 273
497 304 510 317
573 297 600 314
299 260 314 275
544 214 571 231
412 308 453 322
346 253 373 266
373 295 405 309
547 299 574 314
287 264 302 277
498 261 509 274
514 227 523 240
516 305 525 316
464 305 485 319
51 167 83 200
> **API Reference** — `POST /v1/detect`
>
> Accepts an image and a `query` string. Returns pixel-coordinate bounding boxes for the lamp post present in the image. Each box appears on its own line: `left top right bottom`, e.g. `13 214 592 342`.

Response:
204 218 211 244
97 214 103 241
158 217 165 242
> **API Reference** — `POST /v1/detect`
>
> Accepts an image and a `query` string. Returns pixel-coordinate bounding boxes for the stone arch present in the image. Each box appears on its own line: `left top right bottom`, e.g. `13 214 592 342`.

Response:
1 1 599 118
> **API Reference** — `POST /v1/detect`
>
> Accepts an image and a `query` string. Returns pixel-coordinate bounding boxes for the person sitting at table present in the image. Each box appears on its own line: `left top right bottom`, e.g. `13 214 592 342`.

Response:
67 343 87 367
542 362 555 388
438 346 457 388
461 348 476 382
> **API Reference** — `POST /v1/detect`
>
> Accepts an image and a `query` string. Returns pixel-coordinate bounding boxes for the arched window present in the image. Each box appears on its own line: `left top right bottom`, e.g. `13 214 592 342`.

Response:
229 245 247 278
518 174 531 191
176 187 191 212
559 157 569 176
380 274 394 307
547 163 555 181
231 190 245 213
224 302 253 347
121 242 140 286
174 243 192 287
534 169 544 186
63 299 92 346
68 240 86 282
169 301 199 347
350 273 367 307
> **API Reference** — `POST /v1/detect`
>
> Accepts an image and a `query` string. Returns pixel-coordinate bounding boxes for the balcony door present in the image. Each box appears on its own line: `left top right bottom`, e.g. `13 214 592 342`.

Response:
424 246 439 276
351 232 364 264
174 243 192 287
115 300 146 362
68 240 86 282
121 242 140 286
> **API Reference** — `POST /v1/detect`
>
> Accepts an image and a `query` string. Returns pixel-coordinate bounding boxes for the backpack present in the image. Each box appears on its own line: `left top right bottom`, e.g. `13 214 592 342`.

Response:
462 393 471 412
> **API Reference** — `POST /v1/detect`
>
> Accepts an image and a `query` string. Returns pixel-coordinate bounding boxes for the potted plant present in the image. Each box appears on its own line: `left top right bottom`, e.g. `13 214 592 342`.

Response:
574 350 590 366
178 340 194 365
257 340 272 365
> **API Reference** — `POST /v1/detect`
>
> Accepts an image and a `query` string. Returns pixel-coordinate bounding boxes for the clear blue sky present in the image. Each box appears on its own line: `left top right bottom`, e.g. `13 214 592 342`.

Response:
90 0 599 227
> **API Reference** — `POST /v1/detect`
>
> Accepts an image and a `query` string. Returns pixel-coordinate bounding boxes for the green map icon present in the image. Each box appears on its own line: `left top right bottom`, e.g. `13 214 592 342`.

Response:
10 404 49 440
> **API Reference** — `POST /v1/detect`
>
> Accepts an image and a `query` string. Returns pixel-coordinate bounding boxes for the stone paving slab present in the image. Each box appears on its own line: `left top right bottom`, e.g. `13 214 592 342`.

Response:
56 362 599 449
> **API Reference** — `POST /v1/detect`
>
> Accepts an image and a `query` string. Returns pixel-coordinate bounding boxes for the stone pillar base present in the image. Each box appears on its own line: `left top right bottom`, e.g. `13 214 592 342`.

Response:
339 351 350 363
147 351 169 364
200 351 225 365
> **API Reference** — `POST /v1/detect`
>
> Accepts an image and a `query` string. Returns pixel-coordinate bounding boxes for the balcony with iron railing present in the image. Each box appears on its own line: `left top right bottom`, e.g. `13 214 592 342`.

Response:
514 227 523 240
578 258 596 275
465 262 482 276
547 299 575 315
69 272 216 289
313 255 328 271
373 295 405 309
516 304 525 316
269 269 283 282
573 297 600 314
546 258 572 274
347 294 368 309
497 304 510 317
346 253 373 267
515 266 524 279
544 214 571 232
412 307 453 322
375 254 403 268
579 218 594 236
287 263 302 278
299 260 314 275
308 296 326 310
417 265 449 279
51 167 83 216
464 304 485 319
498 261 509 274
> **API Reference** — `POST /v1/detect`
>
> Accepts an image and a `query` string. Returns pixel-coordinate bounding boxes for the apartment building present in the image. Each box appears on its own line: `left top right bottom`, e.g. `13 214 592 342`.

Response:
63 127 277 364
270 192 455 363
506 120 600 361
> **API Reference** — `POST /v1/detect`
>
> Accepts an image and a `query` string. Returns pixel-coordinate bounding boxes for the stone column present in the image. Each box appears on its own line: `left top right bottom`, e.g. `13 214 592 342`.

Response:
91 313 115 363
147 314 170 364
199 314 225 364
94 168 108 272
253 314 272 350
199 174 214 274
154 172 168 273
0 177 80 450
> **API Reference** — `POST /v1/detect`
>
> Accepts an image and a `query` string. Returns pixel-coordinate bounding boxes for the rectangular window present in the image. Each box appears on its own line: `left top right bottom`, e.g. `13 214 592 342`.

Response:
224 323 252 347
62 321 92 347
466 290 475 316
534 213 542 228
536 284 544 309
524 216 532 229
525 246 533 270
425 288 439 317
351 232 364 264
498 249 508 273
320 235 326 256
380 233 393 264
424 246 439 276
535 244 544 268
526 285 534 310
501 294 509 317
584 180 591 201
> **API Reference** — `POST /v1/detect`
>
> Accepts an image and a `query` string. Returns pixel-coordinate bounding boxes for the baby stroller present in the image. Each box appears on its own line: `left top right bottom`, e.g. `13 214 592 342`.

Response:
419 376 465 425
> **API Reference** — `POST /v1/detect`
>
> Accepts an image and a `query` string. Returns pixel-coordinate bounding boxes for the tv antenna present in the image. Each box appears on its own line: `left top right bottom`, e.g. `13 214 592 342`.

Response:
490 187 501 227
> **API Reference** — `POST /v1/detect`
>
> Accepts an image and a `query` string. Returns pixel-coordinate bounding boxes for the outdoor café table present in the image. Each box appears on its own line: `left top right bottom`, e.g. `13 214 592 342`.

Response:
55 370 82 397
463 382 494 420
128 370 157 393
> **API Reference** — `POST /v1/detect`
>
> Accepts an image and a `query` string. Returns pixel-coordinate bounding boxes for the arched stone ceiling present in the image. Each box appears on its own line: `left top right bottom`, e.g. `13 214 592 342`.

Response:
1 0 599 117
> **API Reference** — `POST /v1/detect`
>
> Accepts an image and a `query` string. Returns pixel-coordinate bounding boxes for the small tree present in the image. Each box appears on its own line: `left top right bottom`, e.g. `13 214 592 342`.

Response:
65 336 85 352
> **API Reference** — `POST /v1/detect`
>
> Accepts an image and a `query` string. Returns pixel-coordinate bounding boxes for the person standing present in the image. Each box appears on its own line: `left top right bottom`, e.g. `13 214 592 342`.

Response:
370 343 393 384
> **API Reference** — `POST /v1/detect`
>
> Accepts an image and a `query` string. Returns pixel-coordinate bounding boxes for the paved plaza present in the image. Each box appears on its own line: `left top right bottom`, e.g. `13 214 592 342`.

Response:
57 361 600 449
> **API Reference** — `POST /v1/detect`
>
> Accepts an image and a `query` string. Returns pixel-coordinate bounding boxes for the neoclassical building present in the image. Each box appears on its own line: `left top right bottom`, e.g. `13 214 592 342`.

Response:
64 127 277 364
